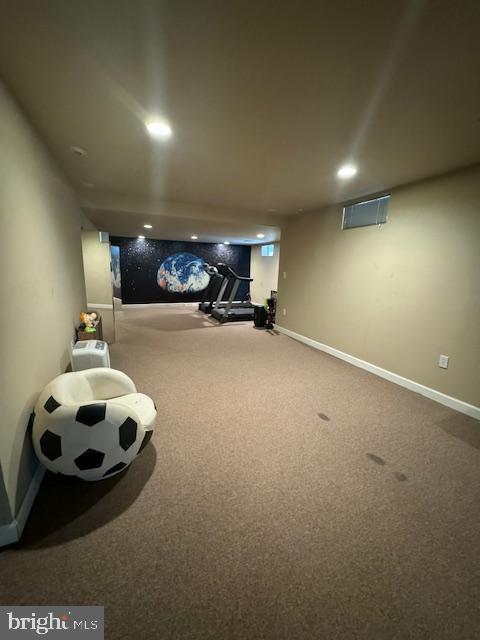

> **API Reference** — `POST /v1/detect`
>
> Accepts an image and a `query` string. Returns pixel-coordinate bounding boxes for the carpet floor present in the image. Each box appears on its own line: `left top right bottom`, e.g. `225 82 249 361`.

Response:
2 305 480 639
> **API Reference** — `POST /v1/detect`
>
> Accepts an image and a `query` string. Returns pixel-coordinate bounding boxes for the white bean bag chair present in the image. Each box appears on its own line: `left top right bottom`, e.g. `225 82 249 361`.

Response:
32 368 156 481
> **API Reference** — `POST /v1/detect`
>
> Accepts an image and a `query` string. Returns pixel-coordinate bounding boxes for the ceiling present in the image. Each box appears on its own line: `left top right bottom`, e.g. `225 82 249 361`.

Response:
0 0 479 242
87 206 280 245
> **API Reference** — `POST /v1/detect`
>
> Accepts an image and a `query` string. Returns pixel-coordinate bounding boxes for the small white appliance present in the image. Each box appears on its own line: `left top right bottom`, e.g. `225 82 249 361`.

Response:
71 340 111 371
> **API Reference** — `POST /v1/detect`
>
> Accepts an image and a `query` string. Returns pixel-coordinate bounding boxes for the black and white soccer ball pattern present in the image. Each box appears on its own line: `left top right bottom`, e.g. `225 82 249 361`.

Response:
32 394 153 481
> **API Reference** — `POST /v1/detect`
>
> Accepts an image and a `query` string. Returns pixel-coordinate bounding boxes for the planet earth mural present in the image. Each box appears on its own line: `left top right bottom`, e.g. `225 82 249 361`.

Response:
157 252 210 293
109 236 251 304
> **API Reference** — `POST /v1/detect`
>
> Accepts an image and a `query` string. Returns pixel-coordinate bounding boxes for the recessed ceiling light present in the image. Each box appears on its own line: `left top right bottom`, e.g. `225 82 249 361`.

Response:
143 224 153 229
337 164 357 179
256 233 265 239
70 145 87 157
138 235 145 239
223 241 230 245
146 120 172 139
191 235 198 240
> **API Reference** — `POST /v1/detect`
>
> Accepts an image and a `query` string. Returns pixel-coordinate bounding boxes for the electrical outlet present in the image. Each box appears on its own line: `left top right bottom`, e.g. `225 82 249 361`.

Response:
283 271 287 279
282 308 287 316
439 354 449 369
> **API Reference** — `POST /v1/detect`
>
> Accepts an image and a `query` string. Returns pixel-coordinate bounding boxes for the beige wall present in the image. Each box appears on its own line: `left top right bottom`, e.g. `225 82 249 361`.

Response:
278 166 480 407
0 81 92 520
250 243 280 303
81 231 115 343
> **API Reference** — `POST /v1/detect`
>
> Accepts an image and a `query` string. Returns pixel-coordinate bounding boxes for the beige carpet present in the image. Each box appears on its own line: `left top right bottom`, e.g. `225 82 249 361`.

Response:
2 305 480 639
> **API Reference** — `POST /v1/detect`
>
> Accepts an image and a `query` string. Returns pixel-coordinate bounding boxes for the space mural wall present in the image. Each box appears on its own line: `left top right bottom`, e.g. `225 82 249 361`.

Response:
110 237 251 304
111 245 122 299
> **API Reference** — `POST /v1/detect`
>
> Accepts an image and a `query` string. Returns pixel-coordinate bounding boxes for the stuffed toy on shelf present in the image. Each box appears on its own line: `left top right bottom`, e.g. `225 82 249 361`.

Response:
79 311 100 334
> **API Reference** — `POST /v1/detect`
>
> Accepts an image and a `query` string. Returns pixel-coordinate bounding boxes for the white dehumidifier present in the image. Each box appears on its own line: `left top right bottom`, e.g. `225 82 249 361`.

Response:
71 340 111 371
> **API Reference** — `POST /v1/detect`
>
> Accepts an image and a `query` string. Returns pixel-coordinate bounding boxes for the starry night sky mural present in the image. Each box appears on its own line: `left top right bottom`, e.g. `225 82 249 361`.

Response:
111 245 121 299
110 237 251 304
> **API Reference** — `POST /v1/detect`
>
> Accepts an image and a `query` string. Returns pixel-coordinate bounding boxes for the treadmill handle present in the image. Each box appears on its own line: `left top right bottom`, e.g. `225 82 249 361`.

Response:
226 266 253 282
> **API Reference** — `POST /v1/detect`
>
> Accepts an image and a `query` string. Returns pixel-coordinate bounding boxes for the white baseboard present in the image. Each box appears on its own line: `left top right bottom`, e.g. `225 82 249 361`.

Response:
121 302 199 309
87 302 113 309
0 463 45 547
0 522 18 547
276 325 480 420
122 302 245 309
16 464 46 538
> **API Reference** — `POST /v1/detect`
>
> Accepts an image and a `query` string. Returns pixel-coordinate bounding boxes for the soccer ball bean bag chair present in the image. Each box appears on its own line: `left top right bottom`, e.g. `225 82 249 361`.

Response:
32 368 156 480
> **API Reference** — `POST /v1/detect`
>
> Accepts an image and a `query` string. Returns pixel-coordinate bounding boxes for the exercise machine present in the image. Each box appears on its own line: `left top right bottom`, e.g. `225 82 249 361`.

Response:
199 263 251 316
211 265 256 323
198 263 239 314
198 264 230 314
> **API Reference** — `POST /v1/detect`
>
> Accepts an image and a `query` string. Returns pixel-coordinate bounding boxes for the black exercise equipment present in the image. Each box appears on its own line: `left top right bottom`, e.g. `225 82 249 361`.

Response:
254 306 268 327
253 291 277 329
265 291 277 329
198 264 233 314
199 263 251 316
211 265 256 323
